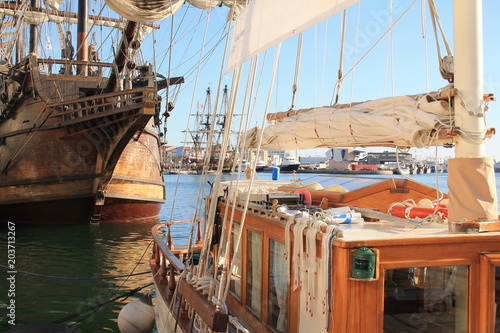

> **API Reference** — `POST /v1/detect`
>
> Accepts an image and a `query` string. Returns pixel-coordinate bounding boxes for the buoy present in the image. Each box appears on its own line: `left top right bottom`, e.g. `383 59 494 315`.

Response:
118 295 155 333
272 166 280 180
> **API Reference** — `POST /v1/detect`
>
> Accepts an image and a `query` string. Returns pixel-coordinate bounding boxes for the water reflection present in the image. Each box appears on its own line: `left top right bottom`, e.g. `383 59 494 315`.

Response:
0 220 157 332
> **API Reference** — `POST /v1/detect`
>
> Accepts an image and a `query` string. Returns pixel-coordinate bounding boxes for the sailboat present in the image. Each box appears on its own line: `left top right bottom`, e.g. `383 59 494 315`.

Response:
184 85 236 174
0 0 199 224
147 0 500 332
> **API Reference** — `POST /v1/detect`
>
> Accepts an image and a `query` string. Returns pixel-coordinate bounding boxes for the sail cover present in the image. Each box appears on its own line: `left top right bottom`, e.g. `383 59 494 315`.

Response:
227 0 361 72
245 93 453 150
104 0 184 22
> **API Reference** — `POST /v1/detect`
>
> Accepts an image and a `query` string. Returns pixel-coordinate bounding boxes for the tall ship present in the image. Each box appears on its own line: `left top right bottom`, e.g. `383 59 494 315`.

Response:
0 0 187 224
183 85 235 173
141 0 500 332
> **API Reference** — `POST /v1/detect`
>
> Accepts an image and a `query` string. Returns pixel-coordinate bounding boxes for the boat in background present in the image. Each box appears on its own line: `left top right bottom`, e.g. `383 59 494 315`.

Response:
183 86 236 174
147 0 500 332
168 169 188 175
255 159 267 172
278 152 301 172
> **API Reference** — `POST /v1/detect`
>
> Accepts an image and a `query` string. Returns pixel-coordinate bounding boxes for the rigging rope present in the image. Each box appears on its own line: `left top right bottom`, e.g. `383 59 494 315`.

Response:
221 45 282 303
332 0 419 104
198 14 235 278
51 282 153 325
428 0 454 82
167 11 214 256
290 33 302 110
333 10 346 105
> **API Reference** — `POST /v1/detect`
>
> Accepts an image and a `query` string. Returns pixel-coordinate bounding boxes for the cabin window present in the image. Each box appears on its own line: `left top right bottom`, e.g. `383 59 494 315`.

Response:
383 265 468 332
268 239 288 333
246 230 262 315
230 223 242 299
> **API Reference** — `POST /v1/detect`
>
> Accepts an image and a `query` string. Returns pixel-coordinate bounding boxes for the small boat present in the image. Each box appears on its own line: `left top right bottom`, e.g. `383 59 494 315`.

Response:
168 169 188 175
278 152 301 172
147 0 499 332
255 159 267 172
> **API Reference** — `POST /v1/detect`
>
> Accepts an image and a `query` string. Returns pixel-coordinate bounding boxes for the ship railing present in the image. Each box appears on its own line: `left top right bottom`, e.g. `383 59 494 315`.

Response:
150 218 203 297
151 219 229 332
47 87 158 124
37 58 113 77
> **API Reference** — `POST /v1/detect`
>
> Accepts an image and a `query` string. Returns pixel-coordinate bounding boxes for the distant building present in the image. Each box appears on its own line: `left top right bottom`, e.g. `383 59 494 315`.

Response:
299 156 326 164
160 145 177 167
359 151 413 165
326 148 364 170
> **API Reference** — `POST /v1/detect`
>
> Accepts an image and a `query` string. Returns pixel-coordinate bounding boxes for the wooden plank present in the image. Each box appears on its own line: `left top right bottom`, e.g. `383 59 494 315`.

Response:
178 279 229 332
449 220 500 233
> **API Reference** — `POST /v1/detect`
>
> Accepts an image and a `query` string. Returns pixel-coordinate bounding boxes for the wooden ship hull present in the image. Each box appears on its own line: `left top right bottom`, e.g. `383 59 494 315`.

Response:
100 120 165 222
0 55 167 224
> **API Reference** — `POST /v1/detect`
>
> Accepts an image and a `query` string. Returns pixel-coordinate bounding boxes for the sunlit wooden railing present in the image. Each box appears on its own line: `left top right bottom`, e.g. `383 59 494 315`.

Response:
150 218 203 296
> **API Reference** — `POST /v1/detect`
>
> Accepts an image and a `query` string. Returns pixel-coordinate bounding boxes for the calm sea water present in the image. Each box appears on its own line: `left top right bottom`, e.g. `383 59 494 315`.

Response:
1 172 499 332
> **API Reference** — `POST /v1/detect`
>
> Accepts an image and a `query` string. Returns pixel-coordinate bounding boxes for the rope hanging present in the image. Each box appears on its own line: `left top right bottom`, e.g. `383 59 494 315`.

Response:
290 33 302 110
333 10 347 106
331 0 419 105
428 0 454 82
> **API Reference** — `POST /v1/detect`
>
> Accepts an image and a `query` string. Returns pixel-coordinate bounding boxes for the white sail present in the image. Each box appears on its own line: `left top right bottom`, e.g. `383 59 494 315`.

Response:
245 92 453 150
227 0 361 72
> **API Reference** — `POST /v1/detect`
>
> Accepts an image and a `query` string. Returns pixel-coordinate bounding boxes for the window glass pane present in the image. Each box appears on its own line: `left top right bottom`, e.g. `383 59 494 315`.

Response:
268 239 288 333
246 230 262 314
495 267 500 332
384 266 468 332
230 223 241 299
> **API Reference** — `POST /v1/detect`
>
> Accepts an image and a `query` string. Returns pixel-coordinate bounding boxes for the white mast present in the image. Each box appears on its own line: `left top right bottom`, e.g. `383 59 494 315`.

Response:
448 0 498 222
453 0 484 157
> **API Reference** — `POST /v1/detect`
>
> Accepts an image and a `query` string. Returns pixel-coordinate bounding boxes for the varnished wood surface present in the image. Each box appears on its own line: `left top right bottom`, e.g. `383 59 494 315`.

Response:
216 197 500 333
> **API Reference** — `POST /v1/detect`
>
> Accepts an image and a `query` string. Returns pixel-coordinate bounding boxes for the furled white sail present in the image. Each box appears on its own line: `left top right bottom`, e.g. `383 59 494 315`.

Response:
0 8 157 33
187 0 246 19
104 0 184 22
105 0 245 22
227 0 361 72
188 0 244 11
245 92 453 150
43 0 62 10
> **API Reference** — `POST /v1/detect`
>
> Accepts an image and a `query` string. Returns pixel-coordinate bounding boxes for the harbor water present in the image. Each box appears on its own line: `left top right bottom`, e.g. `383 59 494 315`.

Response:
1 172 500 332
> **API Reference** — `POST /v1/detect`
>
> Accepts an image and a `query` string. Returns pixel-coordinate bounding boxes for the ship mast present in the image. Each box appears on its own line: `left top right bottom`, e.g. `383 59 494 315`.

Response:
77 0 88 74
453 0 484 158
448 0 498 222
29 0 38 53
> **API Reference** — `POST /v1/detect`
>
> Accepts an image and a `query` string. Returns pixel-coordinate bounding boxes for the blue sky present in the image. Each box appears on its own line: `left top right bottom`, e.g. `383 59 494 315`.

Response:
146 0 500 161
